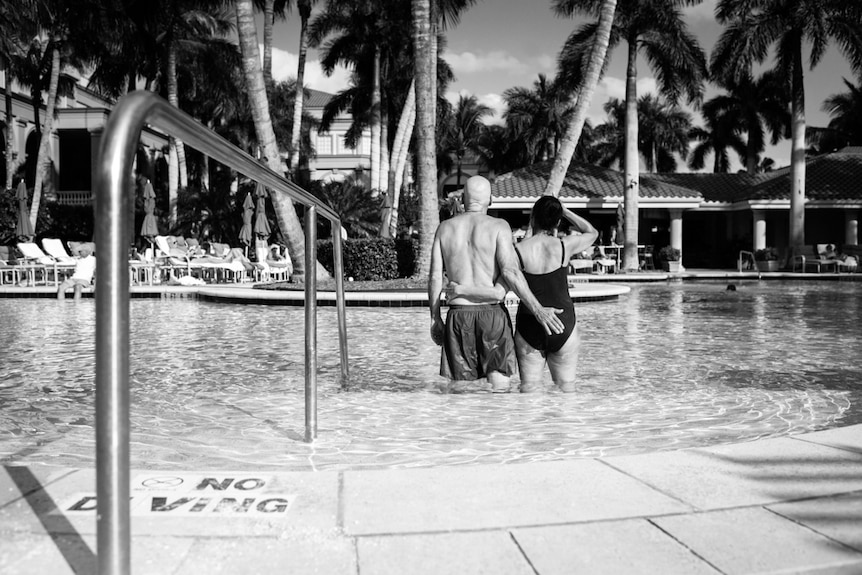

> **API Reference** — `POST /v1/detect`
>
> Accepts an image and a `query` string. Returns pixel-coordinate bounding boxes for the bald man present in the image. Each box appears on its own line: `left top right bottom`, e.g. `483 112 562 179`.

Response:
428 175 564 392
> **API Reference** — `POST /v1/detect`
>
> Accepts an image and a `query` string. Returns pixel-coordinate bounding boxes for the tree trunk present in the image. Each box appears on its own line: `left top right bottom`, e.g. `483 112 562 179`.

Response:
788 39 806 253
745 136 757 175
167 40 188 223
236 0 323 278
4 68 14 190
30 43 60 231
622 37 639 272
381 80 416 238
412 0 438 277
544 0 616 198
263 0 274 87
289 4 310 176
380 106 390 194
370 45 382 194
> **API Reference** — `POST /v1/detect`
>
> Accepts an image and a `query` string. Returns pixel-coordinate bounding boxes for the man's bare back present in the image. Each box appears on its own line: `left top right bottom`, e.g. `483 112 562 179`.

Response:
436 212 508 306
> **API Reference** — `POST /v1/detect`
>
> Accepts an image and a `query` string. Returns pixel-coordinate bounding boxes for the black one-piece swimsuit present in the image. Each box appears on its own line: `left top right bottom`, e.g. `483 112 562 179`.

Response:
514 238 576 353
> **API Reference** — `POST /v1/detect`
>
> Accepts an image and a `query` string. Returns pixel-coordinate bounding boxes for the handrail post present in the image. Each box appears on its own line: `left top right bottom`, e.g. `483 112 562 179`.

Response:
333 227 349 383
94 95 137 575
304 206 318 442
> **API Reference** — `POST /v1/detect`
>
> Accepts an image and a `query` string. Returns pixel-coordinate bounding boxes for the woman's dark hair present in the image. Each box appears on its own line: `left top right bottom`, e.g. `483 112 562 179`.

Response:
531 196 562 232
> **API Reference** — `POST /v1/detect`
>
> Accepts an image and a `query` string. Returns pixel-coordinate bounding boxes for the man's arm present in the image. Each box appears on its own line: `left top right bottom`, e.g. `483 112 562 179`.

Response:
495 222 564 335
428 227 445 345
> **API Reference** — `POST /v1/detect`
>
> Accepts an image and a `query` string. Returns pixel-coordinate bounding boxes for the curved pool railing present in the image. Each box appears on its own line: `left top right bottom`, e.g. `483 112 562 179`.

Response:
93 90 349 575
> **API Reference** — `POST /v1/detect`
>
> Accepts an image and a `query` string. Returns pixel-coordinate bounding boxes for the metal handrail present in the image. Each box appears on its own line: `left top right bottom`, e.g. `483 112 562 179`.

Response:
93 90 349 575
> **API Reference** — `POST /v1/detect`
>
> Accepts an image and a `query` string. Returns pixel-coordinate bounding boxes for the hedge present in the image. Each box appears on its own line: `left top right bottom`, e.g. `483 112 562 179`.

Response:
317 238 419 280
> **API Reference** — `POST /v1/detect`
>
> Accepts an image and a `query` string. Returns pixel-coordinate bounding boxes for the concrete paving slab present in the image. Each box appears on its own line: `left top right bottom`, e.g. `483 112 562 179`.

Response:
512 519 721 575
0 465 77 507
795 426 862 455
173 535 356 575
357 531 532 575
342 460 692 535
653 506 862 575
769 492 862 553
0 467 96 534
0 532 194 575
606 436 862 510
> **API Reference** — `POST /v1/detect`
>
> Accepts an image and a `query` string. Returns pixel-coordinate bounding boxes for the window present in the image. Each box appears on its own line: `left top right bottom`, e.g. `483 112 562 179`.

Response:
316 134 333 155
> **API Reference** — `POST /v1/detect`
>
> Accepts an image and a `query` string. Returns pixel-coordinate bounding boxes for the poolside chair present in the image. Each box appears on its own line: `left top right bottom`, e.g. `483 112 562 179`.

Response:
791 245 838 273
17 241 70 285
593 246 617 274
153 235 200 281
41 238 77 265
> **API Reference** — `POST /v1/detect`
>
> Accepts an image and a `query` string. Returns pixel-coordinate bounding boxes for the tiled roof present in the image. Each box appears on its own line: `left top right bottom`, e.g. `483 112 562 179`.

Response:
492 148 862 205
645 172 775 203
306 89 333 108
493 160 701 200
748 148 862 202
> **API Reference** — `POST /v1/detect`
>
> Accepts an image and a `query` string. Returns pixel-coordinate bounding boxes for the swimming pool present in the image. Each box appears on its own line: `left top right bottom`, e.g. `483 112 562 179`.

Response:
1 281 860 471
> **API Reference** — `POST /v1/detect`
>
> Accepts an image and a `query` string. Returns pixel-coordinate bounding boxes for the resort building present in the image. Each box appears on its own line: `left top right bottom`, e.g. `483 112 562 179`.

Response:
1 72 168 206
301 89 372 186
490 148 862 269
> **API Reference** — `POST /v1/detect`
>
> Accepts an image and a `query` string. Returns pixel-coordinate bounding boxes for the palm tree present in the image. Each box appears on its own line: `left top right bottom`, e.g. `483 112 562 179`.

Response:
712 0 862 252
503 74 574 163
254 0 290 87
637 93 692 172
545 0 617 197
412 0 438 277
236 0 317 278
309 177 383 238
289 0 316 177
593 95 691 172
820 76 862 148
688 100 747 172
442 94 490 187
0 0 35 189
310 0 395 194
705 70 790 174
556 0 707 270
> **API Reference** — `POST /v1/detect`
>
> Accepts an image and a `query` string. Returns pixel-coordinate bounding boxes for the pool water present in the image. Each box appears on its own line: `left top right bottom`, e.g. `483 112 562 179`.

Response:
1 280 860 471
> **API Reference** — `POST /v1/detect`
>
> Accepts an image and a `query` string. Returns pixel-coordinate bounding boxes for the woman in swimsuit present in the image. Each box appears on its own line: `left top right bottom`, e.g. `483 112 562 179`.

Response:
447 196 598 392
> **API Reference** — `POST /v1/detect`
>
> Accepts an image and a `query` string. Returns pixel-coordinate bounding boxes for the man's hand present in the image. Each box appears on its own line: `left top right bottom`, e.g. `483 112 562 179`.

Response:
533 306 564 335
431 318 444 346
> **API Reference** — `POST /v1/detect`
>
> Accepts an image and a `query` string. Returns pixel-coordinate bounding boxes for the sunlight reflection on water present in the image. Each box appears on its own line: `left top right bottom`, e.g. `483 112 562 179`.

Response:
1 280 860 471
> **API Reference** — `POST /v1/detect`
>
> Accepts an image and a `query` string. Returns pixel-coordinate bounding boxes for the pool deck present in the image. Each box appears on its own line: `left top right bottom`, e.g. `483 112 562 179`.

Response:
3 424 862 574
2 271 862 573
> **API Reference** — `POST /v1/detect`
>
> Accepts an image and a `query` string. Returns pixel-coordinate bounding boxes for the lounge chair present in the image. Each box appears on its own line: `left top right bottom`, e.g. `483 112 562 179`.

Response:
17 241 72 285
41 238 77 265
791 245 839 273
593 246 617 274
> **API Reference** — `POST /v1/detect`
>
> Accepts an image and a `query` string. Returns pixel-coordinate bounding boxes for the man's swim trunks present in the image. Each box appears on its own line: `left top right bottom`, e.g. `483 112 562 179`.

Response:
441 303 517 381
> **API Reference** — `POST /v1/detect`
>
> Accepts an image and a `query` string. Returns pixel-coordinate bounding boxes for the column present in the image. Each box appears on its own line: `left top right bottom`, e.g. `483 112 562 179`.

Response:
753 210 766 251
669 208 683 269
846 210 859 246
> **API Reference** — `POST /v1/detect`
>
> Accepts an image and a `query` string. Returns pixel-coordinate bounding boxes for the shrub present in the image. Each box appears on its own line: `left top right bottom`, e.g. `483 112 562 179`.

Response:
755 247 778 261
658 245 680 261
317 237 418 281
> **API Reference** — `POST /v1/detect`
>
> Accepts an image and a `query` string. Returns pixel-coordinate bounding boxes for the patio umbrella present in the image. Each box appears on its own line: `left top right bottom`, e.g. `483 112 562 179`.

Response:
253 182 271 239
140 180 159 241
238 191 254 247
14 180 33 240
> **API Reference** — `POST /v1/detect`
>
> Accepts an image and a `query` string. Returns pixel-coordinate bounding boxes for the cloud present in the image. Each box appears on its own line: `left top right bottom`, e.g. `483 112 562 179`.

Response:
683 0 717 21
598 76 658 101
270 46 352 94
444 50 529 75
445 89 508 125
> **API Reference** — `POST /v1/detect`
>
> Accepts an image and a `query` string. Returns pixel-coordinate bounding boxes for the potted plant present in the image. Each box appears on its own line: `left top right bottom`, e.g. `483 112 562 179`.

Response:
659 246 681 272
754 247 780 272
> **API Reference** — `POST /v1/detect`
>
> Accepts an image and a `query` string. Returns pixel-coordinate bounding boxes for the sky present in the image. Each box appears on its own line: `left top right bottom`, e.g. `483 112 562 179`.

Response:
266 0 857 172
